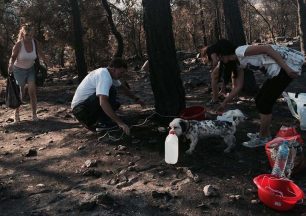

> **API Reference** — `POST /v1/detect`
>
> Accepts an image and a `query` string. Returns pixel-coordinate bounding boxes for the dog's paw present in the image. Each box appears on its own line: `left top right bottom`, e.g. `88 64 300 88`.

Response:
185 149 193 155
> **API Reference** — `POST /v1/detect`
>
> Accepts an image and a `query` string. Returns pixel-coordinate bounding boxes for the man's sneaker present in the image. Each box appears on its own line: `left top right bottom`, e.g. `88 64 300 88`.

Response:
95 122 117 132
242 136 272 148
247 132 259 139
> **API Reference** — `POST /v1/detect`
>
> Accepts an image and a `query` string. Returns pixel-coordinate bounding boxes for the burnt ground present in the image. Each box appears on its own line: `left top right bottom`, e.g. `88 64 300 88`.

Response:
0 61 306 216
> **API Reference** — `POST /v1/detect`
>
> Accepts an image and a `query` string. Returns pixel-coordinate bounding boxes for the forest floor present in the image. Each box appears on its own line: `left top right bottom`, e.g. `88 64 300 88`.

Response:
0 60 306 216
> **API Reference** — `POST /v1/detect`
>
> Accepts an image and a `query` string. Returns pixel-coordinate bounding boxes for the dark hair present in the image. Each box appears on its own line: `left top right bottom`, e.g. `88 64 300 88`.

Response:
214 39 237 56
206 44 218 61
197 44 204 50
109 58 127 69
205 39 236 60
220 61 239 85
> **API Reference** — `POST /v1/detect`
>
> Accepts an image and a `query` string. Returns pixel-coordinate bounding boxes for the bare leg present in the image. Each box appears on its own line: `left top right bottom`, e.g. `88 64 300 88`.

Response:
14 85 25 122
14 108 20 122
186 137 198 154
211 65 220 102
27 81 38 120
231 74 236 90
223 135 236 153
259 113 272 137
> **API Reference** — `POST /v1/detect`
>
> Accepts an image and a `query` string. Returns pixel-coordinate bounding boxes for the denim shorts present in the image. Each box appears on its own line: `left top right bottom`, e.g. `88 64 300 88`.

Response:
13 65 35 86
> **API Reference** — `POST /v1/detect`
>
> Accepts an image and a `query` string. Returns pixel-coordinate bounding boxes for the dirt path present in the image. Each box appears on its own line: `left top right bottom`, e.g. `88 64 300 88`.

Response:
0 65 305 216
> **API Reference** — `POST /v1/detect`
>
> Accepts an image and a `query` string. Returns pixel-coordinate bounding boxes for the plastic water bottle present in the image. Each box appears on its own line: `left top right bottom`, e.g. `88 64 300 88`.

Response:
299 104 306 130
165 131 179 164
285 143 296 179
271 141 289 178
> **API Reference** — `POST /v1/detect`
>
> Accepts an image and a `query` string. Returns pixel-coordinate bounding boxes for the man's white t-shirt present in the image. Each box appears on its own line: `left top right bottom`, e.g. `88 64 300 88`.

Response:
235 45 305 78
71 68 121 109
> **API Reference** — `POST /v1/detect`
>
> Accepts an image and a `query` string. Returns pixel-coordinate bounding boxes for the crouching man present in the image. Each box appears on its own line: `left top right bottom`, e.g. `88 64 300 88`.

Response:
71 58 144 134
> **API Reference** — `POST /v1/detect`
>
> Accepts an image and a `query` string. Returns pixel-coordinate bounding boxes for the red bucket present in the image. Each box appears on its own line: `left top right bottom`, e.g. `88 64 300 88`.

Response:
180 106 205 121
253 174 304 211
276 127 299 138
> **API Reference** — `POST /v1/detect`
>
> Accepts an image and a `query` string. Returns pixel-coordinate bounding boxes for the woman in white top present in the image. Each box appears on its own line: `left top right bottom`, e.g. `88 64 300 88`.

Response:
8 24 47 122
214 39 304 148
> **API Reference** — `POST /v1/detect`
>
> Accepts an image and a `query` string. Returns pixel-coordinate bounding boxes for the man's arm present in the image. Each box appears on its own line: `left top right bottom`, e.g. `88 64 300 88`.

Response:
211 64 220 102
210 53 219 68
8 42 21 73
218 68 244 112
99 95 130 135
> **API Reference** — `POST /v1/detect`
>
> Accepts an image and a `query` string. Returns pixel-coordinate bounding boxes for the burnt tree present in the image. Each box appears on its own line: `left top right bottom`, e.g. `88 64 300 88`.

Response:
142 0 185 116
0 45 7 77
213 0 221 42
199 0 207 46
297 0 306 54
222 0 246 46
223 0 258 95
101 0 124 58
69 0 87 82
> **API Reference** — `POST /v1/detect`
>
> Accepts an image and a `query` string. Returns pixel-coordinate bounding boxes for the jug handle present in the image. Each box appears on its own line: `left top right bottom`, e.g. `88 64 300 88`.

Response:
282 92 300 120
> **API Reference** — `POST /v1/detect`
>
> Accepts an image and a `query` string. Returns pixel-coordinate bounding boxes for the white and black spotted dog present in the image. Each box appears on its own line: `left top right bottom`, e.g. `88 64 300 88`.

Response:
169 109 246 154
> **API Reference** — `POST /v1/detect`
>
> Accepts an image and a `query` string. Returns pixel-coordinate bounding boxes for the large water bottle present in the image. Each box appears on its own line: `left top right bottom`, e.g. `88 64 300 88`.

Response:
271 141 290 178
299 104 306 130
165 131 179 164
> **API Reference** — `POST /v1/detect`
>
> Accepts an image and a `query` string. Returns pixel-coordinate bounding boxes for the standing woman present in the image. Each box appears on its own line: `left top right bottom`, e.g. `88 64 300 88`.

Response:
7 24 47 122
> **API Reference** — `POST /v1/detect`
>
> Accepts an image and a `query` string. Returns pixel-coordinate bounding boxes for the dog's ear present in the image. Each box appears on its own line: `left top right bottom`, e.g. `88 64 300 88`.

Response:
179 119 188 132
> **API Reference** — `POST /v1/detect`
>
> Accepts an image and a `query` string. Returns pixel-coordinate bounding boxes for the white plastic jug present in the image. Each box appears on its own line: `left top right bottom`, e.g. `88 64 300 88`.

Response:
300 104 306 130
282 92 306 131
165 131 179 164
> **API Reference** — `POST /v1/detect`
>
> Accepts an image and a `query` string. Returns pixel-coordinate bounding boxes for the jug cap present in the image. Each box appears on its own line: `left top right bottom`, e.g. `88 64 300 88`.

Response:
169 130 176 135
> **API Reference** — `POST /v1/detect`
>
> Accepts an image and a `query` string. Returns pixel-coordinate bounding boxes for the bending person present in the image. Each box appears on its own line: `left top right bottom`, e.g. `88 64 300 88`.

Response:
214 39 304 147
203 40 258 106
71 58 145 134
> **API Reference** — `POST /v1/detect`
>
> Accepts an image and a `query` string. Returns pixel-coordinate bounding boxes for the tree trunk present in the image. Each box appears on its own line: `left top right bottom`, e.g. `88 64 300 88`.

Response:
59 48 65 68
199 0 207 46
69 0 87 82
130 23 140 59
137 21 143 60
0 49 7 77
101 0 124 58
223 0 258 95
142 0 185 116
297 0 306 54
248 7 252 43
213 1 221 42
222 0 246 46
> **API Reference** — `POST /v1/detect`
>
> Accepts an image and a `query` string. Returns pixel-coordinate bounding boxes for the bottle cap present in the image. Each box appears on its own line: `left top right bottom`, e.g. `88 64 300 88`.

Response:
169 130 176 135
